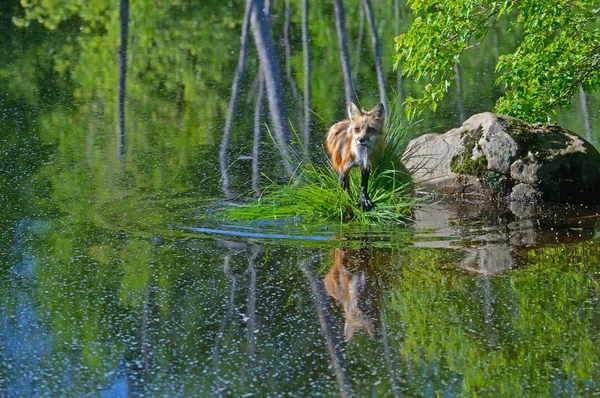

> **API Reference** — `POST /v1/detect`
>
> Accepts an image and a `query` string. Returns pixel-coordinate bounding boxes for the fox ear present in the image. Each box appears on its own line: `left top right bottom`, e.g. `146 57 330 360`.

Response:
371 103 385 120
348 102 362 119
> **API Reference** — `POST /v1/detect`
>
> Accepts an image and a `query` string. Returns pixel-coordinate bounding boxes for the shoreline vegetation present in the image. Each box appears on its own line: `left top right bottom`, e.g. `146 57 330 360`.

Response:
222 102 417 226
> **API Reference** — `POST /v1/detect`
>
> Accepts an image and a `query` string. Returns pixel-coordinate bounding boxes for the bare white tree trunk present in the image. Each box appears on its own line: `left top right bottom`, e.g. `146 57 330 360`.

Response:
220 0 255 197
251 0 294 173
364 0 388 113
252 72 265 193
301 0 311 150
333 0 356 105
283 0 300 100
353 0 364 76
394 0 403 104
579 85 593 142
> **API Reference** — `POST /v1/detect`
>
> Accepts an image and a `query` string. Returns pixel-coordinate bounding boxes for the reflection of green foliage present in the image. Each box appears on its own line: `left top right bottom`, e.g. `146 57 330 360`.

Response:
395 0 600 121
14 0 113 30
6 0 241 229
386 243 600 396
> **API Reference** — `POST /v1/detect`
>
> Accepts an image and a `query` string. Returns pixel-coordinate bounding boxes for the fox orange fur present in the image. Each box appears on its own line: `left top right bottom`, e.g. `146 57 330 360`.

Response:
325 102 385 211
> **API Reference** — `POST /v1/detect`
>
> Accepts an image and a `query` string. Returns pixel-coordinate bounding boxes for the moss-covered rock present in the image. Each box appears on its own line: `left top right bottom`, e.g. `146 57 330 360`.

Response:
403 112 600 203
450 153 487 177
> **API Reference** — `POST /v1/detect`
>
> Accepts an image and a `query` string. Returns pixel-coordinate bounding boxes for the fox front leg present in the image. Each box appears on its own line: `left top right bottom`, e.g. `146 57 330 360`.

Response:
338 172 350 193
359 168 374 211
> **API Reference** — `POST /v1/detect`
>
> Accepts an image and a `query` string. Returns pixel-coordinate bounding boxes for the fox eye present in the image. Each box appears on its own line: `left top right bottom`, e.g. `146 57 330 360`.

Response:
353 126 360 133
367 127 376 134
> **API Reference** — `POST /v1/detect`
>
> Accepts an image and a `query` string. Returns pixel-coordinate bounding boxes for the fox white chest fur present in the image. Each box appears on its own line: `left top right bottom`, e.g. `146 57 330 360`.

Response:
349 133 378 172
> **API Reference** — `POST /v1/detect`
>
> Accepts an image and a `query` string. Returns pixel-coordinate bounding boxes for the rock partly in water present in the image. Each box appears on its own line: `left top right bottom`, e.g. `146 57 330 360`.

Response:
403 112 600 203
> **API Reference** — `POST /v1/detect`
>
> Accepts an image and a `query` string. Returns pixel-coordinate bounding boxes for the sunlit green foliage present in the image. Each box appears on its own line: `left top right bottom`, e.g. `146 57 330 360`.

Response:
395 0 600 121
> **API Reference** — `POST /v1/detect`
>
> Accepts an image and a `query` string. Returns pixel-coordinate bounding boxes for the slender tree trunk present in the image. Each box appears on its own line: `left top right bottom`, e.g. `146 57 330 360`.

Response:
394 0 400 36
353 0 364 76
301 0 311 150
394 0 403 104
579 85 593 142
252 72 265 193
301 255 352 398
117 0 129 164
363 0 388 113
251 0 295 173
454 63 466 122
220 0 255 198
283 0 300 100
333 0 356 105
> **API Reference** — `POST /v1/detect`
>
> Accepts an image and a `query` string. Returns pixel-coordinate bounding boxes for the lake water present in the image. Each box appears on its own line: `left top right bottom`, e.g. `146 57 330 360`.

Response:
1 1 600 396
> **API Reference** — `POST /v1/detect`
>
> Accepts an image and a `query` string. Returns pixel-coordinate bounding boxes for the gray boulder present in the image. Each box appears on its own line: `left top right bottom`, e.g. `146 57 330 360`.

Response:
403 112 600 203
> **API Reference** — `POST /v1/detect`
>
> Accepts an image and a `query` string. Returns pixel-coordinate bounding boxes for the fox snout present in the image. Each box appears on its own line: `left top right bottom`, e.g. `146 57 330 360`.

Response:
357 136 369 146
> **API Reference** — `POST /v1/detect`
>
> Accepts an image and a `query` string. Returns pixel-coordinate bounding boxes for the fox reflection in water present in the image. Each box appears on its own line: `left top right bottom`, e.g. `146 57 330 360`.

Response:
324 248 381 340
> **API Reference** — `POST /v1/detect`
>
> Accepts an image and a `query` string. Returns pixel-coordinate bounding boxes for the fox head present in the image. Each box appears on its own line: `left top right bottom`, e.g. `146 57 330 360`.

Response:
347 102 385 148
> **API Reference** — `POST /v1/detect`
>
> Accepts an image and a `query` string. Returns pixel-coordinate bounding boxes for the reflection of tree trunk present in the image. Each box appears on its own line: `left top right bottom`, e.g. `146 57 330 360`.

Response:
353 0 364 77
301 0 311 150
333 0 356 105
379 284 401 398
246 247 263 358
213 255 237 375
138 280 153 397
363 0 388 113
454 63 466 122
252 73 265 193
300 255 352 398
220 0 255 198
117 0 129 163
579 85 593 143
478 276 499 349
251 0 294 173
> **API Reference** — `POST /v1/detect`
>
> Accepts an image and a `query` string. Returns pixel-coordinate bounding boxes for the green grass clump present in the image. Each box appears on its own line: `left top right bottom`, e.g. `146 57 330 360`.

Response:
225 103 416 226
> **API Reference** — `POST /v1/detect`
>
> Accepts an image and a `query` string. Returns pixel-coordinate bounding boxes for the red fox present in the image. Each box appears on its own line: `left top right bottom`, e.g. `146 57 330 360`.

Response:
326 102 385 211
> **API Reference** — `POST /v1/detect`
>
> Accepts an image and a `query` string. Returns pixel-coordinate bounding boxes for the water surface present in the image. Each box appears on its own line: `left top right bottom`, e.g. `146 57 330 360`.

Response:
1 1 600 396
